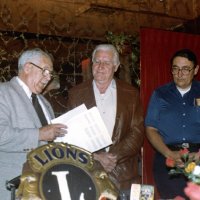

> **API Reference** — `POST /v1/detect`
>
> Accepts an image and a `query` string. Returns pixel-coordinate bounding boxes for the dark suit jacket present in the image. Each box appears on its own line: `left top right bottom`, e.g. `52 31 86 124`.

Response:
67 79 144 190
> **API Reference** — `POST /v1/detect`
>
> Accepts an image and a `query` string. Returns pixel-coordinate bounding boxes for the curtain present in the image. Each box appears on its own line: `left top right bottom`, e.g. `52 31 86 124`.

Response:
140 27 200 196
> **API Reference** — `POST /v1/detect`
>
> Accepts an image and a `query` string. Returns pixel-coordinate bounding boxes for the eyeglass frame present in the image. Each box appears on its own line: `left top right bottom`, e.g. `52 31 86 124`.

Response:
171 66 194 75
29 62 54 78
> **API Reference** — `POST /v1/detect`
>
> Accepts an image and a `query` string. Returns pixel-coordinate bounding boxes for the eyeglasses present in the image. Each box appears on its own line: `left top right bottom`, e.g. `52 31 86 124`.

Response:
171 66 194 75
93 60 113 67
29 62 54 78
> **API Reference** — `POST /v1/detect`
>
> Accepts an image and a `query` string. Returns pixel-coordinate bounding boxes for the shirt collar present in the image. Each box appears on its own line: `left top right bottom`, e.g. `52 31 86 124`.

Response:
16 76 32 99
93 79 116 94
176 85 191 96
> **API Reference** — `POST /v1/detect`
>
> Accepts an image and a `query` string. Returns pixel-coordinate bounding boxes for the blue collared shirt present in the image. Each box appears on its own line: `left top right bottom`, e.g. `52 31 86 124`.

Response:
145 80 200 144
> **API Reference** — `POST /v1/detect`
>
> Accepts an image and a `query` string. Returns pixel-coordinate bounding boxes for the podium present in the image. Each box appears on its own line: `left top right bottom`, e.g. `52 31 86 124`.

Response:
14 143 118 200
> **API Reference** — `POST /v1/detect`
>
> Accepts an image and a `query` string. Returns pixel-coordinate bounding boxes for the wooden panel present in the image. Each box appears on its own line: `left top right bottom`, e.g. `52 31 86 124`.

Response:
0 0 199 40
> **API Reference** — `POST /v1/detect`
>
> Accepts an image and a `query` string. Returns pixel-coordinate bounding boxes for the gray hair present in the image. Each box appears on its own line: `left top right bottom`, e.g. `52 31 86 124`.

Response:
92 44 120 66
18 48 53 71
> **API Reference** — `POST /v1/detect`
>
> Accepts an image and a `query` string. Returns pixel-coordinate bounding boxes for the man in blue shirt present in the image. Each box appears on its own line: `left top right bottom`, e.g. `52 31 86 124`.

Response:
145 49 200 199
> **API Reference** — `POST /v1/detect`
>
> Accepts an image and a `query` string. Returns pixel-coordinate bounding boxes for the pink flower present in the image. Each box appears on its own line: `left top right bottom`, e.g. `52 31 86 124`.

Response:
166 157 175 167
184 182 200 200
179 148 189 156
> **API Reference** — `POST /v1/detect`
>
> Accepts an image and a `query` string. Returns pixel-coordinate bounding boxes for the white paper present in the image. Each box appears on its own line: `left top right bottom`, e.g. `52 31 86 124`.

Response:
130 184 154 200
52 104 112 153
130 184 141 200
51 104 87 123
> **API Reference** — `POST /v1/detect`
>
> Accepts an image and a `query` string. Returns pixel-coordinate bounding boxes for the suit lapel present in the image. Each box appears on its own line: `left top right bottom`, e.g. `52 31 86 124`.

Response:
84 80 97 109
112 79 122 140
10 77 42 127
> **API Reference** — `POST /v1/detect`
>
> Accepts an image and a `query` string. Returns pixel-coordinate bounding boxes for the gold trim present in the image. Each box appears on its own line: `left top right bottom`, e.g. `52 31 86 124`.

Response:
17 143 118 200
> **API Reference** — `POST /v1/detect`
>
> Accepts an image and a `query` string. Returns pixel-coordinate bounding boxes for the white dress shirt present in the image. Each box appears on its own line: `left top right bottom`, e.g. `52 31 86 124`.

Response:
16 77 51 123
93 79 117 138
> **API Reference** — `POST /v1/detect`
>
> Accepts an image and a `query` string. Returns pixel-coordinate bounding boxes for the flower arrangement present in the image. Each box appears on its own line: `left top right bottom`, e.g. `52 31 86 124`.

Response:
166 148 200 184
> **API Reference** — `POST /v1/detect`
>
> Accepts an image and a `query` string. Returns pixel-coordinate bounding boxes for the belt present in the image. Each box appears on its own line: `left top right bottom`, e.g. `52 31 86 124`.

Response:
167 143 200 151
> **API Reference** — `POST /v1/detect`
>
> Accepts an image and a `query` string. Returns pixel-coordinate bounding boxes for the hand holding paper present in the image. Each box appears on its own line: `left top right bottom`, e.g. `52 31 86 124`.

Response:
51 104 112 153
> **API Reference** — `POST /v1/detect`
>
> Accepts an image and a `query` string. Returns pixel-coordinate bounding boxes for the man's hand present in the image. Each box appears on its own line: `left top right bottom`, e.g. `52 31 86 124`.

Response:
93 152 117 172
39 123 67 141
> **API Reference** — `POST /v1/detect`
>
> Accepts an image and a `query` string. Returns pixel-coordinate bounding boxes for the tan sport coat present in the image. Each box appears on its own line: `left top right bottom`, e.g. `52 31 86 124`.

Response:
67 79 144 190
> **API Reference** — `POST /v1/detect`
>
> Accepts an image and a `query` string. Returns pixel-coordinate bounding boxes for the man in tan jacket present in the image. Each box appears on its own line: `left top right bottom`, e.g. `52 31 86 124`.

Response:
67 44 144 199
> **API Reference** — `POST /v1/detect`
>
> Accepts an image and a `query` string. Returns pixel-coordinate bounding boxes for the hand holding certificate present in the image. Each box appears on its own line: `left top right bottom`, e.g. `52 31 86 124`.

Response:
51 104 112 153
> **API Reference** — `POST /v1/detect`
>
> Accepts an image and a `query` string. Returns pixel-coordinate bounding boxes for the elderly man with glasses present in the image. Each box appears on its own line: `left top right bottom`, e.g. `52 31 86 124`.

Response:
67 44 144 200
0 48 67 200
145 48 200 199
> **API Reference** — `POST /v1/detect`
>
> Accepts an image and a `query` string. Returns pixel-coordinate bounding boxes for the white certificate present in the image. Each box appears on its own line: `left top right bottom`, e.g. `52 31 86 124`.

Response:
52 104 112 153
